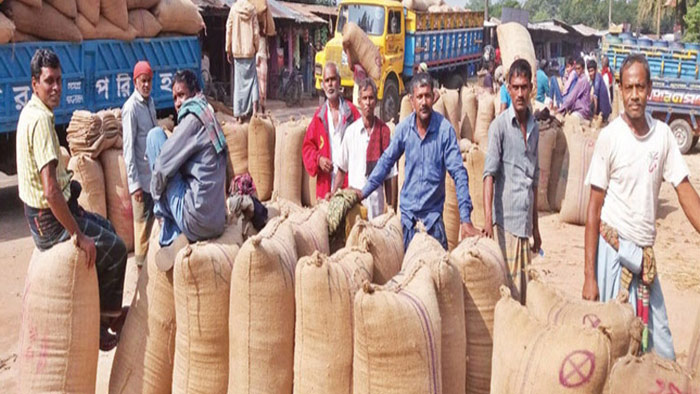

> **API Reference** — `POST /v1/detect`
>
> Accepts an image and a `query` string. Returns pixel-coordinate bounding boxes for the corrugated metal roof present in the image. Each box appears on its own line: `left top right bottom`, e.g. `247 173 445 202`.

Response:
572 24 605 37
278 1 328 23
528 21 568 35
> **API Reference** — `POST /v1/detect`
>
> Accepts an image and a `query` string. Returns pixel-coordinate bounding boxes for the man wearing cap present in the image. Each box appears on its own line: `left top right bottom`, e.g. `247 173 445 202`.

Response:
122 60 158 270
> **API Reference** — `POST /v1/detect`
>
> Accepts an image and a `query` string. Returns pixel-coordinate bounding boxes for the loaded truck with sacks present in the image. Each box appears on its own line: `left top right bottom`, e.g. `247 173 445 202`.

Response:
602 35 700 153
314 0 484 122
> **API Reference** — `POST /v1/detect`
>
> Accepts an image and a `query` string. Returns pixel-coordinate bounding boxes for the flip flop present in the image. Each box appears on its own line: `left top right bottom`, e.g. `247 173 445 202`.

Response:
99 325 118 352
110 306 129 337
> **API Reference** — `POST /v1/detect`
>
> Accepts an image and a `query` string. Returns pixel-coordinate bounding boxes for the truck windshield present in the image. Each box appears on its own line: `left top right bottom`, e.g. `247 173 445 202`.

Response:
337 4 385 36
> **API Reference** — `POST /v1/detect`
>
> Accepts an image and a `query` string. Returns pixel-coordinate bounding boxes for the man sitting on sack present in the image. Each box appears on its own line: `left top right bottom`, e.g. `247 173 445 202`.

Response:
331 77 396 219
582 54 700 360
352 72 480 250
146 69 232 270
16 49 128 351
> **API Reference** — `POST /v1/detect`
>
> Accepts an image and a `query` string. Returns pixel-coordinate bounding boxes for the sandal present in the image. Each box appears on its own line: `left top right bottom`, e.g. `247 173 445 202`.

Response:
110 306 129 337
99 325 118 352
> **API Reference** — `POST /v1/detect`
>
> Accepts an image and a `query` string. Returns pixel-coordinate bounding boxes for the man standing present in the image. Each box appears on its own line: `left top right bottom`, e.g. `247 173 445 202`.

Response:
587 60 612 121
332 78 396 219
302 62 360 200
582 54 700 360
354 72 479 250
122 60 157 270
226 0 260 120
483 61 496 94
559 57 591 120
256 35 269 113
16 49 127 351
146 70 230 269
483 59 542 304
536 59 551 104
551 57 576 107
601 56 614 101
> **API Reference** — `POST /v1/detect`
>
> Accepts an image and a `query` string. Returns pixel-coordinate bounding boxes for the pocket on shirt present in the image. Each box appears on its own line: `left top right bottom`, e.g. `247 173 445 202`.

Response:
503 157 536 187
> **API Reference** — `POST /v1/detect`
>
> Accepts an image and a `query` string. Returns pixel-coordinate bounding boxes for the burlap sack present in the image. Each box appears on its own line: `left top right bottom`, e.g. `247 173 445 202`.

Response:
449 236 511 394
9 1 82 42
399 94 413 121
154 0 205 34
559 120 599 225
461 86 478 134
341 22 381 80
610 84 622 120
605 353 698 394
59 146 70 169
301 171 317 207
433 94 446 117
77 14 137 41
537 122 557 211
492 287 612 394
18 238 99 393
110 223 180 394
0 11 15 43
493 92 502 116
474 93 495 148
129 9 162 38
404 232 467 394
346 210 403 285
77 0 100 25
173 225 243 394
293 249 373 394
101 0 129 30
526 278 642 361
443 173 461 250
460 112 474 141
442 88 461 135
100 149 134 252
228 216 298 394
464 144 485 229
265 197 303 220
497 22 538 97
248 114 275 201
688 308 700 374
287 203 330 258
15 0 42 7
402 0 440 12
548 122 567 212
221 119 249 176
127 0 160 9
46 0 77 18
68 154 107 218
274 118 307 206
353 263 442 394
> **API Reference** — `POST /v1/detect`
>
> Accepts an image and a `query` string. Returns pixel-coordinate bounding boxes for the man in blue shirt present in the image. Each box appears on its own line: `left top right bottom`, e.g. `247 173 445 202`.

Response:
536 59 551 103
352 72 479 250
587 60 612 121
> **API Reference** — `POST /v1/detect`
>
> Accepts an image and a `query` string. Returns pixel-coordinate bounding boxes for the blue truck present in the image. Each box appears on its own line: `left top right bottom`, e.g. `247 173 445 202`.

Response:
0 36 202 174
603 38 700 154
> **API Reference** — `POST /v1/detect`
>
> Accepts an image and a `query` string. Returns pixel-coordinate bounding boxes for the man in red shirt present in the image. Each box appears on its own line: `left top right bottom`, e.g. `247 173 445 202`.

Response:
302 62 360 199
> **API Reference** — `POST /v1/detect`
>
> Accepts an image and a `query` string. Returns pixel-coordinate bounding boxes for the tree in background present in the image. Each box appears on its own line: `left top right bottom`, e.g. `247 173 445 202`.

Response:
684 0 700 41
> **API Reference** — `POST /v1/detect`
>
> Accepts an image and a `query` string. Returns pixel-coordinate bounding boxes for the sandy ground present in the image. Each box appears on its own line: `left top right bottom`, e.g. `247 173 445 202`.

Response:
0 105 698 391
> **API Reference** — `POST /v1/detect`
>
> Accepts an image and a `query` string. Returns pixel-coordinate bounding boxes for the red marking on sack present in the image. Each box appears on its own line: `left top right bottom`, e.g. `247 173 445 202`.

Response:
582 313 601 328
559 350 595 388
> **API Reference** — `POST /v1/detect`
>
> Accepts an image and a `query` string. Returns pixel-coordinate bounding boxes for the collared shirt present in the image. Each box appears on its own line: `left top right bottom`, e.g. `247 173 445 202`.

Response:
483 105 539 238
536 69 550 102
591 72 612 119
122 90 157 194
362 111 473 229
16 94 72 209
327 104 345 189
563 70 577 96
338 117 398 219
560 73 592 120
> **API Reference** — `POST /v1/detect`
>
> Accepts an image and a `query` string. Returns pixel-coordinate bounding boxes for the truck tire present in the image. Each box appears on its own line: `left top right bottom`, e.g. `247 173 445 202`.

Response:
670 118 694 154
381 78 400 123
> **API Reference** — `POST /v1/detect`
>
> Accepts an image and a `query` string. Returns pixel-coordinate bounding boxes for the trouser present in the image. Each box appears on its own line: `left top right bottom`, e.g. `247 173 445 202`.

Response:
550 76 564 106
146 127 188 247
131 191 155 267
24 182 127 314
495 225 532 304
401 215 448 251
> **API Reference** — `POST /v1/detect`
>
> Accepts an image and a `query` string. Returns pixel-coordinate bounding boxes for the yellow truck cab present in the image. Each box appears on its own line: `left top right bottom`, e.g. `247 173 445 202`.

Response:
315 0 484 122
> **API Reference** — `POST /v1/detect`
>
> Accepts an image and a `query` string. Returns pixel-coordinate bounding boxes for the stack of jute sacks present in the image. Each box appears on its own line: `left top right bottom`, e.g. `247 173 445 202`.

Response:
0 8 15 44
4 0 203 43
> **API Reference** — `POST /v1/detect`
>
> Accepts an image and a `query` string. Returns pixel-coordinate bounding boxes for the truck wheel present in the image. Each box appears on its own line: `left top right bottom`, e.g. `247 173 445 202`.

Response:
381 78 400 123
670 118 694 154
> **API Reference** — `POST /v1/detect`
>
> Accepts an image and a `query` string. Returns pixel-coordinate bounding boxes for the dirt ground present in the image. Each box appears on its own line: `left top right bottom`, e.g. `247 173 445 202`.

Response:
0 112 698 391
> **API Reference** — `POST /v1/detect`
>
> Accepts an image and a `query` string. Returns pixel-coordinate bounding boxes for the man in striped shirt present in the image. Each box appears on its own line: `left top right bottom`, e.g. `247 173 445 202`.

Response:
16 49 127 351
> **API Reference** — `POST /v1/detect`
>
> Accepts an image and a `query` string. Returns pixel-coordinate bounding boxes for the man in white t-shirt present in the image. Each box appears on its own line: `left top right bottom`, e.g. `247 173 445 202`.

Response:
582 54 700 360
332 78 396 218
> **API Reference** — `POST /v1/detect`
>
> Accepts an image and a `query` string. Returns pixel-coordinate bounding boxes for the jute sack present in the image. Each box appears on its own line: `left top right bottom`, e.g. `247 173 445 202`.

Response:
443 172 461 250
605 353 699 394
464 144 485 229
77 14 137 41
46 0 77 18
341 22 381 80
536 122 557 211
228 216 298 394
548 122 568 212
346 210 403 285
129 9 162 38
127 0 160 9
221 120 249 176
526 278 642 361
497 22 537 97
59 146 70 170
474 93 495 149
248 114 275 201
0 11 15 44
687 308 700 374
442 88 461 135
450 236 512 394
15 0 42 7
18 238 99 393
110 222 180 394
287 203 330 258
559 124 599 225
461 86 478 134
100 149 134 251
404 231 467 394
402 0 440 12
101 0 129 30
493 93 502 116
353 263 442 394
610 84 622 120
301 170 317 207
491 287 612 394
9 1 83 42
173 224 243 394
265 197 303 220
274 118 307 206
77 0 100 25
293 249 373 394
154 0 205 34
433 93 446 117
68 154 107 218
399 94 413 121
460 112 474 141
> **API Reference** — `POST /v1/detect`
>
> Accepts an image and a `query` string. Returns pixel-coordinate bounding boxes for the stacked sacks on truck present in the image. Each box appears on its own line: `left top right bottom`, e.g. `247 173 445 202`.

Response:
346 210 404 285
293 249 373 394
8 1 83 42
0 12 15 44
128 9 162 38
153 0 205 35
